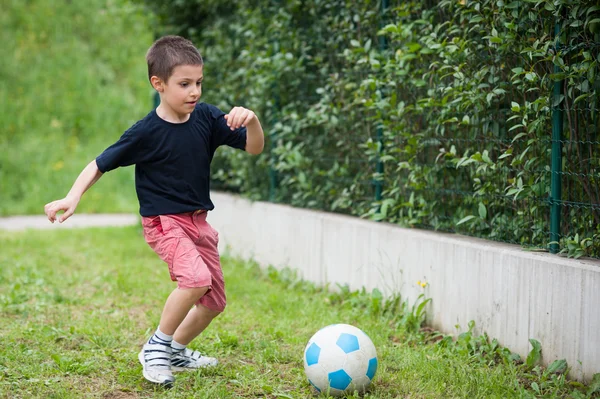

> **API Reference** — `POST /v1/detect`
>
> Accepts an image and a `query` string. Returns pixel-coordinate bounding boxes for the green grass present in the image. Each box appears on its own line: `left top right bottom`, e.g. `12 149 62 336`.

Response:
0 227 597 398
1 0 151 215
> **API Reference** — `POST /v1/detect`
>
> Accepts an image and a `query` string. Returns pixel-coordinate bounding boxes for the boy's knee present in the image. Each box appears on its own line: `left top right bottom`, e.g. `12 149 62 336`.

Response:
197 303 222 319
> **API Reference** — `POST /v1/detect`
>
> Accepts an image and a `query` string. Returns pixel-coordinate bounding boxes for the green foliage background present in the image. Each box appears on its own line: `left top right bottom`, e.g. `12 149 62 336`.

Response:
1 0 152 215
2 0 598 258
143 0 600 258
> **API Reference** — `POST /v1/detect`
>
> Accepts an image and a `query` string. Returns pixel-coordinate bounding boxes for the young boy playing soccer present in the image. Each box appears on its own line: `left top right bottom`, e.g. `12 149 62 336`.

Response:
43 35 264 386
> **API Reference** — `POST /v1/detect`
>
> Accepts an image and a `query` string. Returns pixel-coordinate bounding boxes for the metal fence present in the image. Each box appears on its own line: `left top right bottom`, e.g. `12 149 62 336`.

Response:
210 1 600 259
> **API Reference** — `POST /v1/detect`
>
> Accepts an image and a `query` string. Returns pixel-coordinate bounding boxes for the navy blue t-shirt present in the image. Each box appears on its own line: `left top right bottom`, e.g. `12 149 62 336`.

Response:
96 103 247 216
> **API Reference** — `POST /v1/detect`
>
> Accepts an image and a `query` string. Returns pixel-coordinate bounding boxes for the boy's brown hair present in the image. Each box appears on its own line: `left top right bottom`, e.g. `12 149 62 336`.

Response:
146 35 203 82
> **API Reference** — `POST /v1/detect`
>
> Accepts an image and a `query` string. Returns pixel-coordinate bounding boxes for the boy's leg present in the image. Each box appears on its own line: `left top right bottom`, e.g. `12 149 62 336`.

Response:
173 303 220 345
140 214 214 385
139 287 207 386
169 212 225 371
159 287 209 335
170 304 221 370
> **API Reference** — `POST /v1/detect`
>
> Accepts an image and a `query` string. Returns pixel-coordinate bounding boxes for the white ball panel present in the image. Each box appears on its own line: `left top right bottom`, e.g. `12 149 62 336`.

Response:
348 374 372 392
356 333 377 356
344 349 368 376
318 348 347 372
305 364 329 392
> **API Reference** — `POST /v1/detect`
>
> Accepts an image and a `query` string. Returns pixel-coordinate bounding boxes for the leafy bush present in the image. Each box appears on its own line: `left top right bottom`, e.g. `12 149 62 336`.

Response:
141 0 600 257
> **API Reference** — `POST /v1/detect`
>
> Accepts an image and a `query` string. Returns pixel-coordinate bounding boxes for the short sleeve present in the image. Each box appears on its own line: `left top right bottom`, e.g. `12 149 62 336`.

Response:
96 122 146 173
206 104 247 151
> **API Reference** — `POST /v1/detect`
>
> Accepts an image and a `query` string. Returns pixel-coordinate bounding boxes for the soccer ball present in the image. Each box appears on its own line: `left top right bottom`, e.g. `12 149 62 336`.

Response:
303 324 378 396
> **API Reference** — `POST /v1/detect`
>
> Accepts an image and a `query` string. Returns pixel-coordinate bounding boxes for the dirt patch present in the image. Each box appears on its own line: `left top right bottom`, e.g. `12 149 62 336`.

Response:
103 390 139 399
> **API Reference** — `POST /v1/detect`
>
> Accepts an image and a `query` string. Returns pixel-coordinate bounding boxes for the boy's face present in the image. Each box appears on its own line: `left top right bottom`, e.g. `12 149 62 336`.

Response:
154 64 204 118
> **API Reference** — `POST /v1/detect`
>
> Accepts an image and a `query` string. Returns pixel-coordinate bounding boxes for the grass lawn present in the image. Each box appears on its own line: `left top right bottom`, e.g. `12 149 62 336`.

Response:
1 0 150 216
0 226 597 398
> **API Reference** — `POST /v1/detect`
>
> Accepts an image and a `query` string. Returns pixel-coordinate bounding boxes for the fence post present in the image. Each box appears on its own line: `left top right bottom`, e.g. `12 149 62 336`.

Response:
375 0 388 204
268 102 278 203
550 21 564 254
268 38 280 203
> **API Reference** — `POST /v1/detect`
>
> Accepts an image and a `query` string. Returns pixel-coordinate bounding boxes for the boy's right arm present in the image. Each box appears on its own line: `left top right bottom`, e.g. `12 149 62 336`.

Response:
44 159 103 223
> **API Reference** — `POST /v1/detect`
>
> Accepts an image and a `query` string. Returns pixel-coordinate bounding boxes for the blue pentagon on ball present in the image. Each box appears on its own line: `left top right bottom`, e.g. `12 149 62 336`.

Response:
328 369 352 390
336 333 360 353
367 357 378 380
305 342 321 366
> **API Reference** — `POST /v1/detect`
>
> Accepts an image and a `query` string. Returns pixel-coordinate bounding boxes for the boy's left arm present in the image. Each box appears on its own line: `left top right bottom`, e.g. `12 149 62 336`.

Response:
225 107 264 155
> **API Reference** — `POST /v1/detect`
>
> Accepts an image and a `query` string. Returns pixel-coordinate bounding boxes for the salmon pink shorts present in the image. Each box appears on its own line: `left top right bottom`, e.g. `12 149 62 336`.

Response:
141 210 226 312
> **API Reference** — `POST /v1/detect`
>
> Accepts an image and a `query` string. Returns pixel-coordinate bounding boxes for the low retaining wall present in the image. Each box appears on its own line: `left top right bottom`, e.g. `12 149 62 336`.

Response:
209 192 600 381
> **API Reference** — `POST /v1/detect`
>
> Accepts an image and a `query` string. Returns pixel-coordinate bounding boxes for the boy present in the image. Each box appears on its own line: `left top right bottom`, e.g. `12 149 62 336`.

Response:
43 35 264 386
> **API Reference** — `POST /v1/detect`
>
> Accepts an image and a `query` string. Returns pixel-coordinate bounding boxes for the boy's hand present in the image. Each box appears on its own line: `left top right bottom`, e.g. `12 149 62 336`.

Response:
224 107 257 131
44 196 79 223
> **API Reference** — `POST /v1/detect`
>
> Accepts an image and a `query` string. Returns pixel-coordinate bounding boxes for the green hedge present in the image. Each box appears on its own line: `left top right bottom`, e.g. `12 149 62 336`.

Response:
142 0 600 258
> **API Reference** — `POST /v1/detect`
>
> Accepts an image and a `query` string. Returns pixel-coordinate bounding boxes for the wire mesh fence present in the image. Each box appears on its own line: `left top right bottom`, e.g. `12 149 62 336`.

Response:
207 0 600 259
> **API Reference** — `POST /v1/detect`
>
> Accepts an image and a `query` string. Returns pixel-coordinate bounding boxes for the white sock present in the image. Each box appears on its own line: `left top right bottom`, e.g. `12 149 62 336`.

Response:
148 327 173 347
171 339 186 354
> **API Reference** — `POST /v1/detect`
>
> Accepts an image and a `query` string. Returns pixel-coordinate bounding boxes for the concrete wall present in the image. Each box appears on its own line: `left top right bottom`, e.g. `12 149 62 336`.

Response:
209 192 600 382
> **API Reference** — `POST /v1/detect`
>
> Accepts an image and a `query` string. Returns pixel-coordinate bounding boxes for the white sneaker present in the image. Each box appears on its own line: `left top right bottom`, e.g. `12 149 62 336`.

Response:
171 348 218 371
138 343 175 387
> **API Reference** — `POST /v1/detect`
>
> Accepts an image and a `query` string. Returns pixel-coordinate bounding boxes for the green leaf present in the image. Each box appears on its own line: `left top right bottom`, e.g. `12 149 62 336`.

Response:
379 24 399 35
512 132 527 142
506 188 522 198
443 117 459 124
587 6 600 15
588 373 600 395
511 101 520 112
526 339 542 367
552 94 564 107
482 151 492 164
415 297 432 318
407 42 422 53
573 93 590 104
508 124 524 132
549 73 566 81
478 203 487 219
457 215 476 225
546 359 568 375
